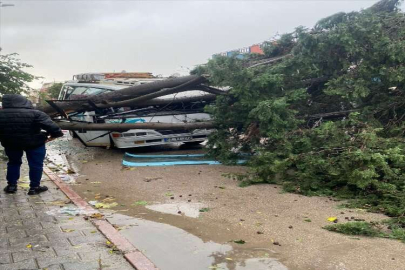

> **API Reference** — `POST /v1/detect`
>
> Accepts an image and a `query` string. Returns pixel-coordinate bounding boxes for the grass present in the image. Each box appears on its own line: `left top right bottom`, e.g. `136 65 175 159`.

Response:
324 221 405 242
324 222 381 237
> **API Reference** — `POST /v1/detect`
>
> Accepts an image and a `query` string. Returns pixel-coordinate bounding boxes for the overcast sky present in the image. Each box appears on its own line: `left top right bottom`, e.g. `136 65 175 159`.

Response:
0 0 382 88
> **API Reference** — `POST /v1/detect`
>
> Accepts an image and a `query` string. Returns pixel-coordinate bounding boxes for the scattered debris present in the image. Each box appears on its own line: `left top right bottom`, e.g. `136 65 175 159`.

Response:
89 201 118 209
133 201 148 206
327 217 338 222
143 177 162 182
89 213 105 219
233 240 246 244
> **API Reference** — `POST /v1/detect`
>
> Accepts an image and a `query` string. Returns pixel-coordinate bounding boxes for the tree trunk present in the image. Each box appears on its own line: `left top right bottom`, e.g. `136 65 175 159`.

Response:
124 94 217 108
98 77 224 109
56 121 215 131
39 75 207 115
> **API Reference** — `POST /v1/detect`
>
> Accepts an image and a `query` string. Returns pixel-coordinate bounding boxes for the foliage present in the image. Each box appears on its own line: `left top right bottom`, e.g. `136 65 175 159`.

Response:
325 220 405 242
195 0 405 238
324 222 381 237
47 82 63 99
0 52 37 97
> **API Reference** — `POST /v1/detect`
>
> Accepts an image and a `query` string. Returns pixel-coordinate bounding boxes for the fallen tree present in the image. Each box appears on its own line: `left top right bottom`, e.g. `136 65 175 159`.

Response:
195 0 405 241
39 75 209 115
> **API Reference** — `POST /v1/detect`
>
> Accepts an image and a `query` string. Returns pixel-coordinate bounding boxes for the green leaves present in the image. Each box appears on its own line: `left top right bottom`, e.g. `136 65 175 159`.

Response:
0 52 38 96
203 0 405 232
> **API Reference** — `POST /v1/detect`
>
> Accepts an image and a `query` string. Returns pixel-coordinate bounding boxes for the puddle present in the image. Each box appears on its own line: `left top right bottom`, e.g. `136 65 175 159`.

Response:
106 213 287 270
146 202 206 218
216 258 287 270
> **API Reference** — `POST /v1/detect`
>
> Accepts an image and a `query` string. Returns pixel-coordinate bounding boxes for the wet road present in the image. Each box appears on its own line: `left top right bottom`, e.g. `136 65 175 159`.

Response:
46 138 405 270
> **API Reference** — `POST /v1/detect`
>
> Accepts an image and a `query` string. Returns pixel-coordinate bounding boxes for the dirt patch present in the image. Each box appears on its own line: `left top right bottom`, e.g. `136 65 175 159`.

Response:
59 139 405 270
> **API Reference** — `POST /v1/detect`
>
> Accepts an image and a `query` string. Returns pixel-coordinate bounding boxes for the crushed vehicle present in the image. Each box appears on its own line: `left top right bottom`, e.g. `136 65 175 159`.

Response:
45 72 222 148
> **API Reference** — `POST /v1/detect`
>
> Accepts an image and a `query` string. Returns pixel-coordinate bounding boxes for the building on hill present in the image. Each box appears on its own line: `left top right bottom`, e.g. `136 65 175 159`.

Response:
213 43 265 59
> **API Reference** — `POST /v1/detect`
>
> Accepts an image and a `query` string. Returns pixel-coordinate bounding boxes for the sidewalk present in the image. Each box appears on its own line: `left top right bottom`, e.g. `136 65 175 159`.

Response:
0 160 134 270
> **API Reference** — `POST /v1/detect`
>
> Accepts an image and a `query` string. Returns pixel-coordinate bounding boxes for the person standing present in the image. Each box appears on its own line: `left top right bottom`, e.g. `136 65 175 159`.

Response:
0 94 64 195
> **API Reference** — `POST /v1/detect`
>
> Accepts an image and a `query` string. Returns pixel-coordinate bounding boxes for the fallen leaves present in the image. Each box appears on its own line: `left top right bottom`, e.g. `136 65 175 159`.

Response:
26 244 32 248
233 240 246 244
199 208 210 213
95 202 118 209
62 229 75 233
327 217 338 222
89 213 104 219
133 201 148 206
18 183 30 189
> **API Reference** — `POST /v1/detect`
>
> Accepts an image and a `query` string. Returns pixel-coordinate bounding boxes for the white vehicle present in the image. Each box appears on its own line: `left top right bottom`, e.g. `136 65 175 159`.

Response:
57 73 213 148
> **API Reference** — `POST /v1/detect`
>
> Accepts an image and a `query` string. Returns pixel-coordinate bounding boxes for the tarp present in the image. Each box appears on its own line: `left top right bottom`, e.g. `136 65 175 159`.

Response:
122 152 246 167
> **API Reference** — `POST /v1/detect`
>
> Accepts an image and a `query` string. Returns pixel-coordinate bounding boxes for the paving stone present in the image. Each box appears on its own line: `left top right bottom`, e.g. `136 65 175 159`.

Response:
36 255 80 268
62 261 102 270
41 221 59 229
78 250 118 261
41 265 62 270
26 227 60 237
0 253 12 264
104 267 135 270
0 241 8 249
12 249 56 262
17 208 34 215
0 229 27 239
0 161 134 270
0 259 37 270
7 224 42 233
78 251 132 269
1 209 19 216
3 214 34 223
60 224 95 231
46 230 83 240
9 234 48 245
68 234 105 246
81 228 102 236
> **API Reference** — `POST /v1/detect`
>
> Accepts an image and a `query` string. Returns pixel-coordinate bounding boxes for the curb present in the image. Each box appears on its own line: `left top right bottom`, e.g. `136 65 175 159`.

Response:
43 167 159 270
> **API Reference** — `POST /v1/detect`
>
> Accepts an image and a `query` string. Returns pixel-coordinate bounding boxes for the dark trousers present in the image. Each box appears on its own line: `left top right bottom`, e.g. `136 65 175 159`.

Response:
5 145 46 188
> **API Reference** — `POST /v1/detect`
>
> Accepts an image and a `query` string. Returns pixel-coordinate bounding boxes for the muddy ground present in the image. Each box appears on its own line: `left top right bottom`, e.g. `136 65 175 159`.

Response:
49 139 405 270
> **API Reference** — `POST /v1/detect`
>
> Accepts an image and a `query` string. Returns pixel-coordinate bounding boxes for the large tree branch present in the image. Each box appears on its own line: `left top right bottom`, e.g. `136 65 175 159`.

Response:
39 75 207 116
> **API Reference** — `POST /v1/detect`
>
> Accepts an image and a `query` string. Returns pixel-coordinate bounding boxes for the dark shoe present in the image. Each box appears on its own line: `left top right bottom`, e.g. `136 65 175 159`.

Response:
28 186 48 195
3 185 17 194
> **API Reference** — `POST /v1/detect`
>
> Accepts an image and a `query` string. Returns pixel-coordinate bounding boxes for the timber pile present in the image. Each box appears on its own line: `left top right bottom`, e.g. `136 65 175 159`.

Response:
40 75 225 131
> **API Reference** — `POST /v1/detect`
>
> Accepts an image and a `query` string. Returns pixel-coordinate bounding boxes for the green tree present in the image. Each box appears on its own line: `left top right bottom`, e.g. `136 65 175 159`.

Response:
0 52 37 96
46 82 63 99
198 0 405 235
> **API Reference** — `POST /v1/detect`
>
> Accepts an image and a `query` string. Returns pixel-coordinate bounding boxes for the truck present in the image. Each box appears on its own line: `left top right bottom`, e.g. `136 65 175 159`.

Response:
56 73 214 148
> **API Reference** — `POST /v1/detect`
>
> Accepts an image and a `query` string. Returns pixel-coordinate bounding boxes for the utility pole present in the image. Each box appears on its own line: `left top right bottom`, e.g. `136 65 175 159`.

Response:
0 1 15 50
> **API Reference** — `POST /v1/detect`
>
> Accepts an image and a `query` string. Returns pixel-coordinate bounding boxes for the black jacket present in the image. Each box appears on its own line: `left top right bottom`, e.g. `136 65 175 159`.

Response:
0 94 64 149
